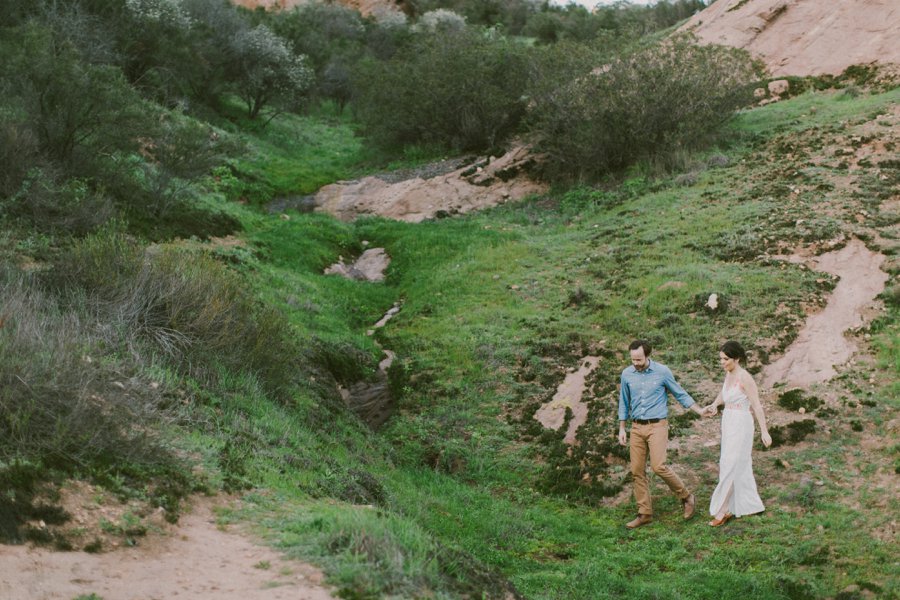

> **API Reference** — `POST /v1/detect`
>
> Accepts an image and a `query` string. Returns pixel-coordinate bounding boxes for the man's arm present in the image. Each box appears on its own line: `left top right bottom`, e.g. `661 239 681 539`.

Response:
618 373 630 445
662 367 696 410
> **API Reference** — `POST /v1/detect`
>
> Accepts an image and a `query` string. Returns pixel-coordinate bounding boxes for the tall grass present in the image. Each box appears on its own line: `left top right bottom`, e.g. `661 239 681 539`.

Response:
0 268 178 471
50 228 300 399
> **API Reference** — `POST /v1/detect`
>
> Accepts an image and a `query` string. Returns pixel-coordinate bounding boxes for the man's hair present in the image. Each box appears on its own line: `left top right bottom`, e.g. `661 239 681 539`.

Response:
628 339 652 356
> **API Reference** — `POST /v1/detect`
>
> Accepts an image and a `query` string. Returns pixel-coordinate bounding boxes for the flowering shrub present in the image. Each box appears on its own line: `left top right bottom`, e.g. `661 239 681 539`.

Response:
229 25 314 119
125 0 192 30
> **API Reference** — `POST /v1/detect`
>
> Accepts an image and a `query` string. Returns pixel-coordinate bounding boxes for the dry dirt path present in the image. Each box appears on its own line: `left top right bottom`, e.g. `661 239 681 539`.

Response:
0 498 336 600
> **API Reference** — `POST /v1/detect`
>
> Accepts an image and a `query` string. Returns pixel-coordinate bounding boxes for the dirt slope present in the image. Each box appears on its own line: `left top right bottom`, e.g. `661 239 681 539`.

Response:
680 0 900 77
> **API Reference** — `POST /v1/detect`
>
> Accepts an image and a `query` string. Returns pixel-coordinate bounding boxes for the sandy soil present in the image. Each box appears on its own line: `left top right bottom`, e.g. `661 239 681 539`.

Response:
0 497 336 600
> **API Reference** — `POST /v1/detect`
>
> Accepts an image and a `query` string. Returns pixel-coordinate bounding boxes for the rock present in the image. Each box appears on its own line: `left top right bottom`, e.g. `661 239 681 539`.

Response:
768 79 790 96
706 293 719 310
313 145 546 223
754 87 767 98
679 0 900 78
324 248 391 282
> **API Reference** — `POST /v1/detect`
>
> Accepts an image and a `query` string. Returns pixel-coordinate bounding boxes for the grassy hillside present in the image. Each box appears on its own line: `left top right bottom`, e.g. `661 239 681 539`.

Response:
201 86 897 599
1 78 897 599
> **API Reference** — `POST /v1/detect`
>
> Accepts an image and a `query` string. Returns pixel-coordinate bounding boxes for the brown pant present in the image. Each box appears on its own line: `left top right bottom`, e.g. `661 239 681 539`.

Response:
630 420 690 516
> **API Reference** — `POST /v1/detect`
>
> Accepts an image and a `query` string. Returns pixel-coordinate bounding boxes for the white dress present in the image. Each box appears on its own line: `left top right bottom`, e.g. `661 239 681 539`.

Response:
709 380 765 517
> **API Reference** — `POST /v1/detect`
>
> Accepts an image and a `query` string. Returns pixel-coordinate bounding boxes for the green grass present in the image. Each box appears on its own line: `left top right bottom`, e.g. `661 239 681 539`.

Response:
214 98 366 202
5 86 898 598
181 86 900 599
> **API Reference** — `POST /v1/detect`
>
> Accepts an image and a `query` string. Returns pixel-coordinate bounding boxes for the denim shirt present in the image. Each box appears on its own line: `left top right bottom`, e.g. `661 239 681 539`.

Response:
619 360 695 421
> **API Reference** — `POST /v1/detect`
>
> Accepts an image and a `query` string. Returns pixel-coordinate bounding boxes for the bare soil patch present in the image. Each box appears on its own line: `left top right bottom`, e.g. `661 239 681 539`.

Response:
534 356 601 445
762 239 889 389
0 493 336 600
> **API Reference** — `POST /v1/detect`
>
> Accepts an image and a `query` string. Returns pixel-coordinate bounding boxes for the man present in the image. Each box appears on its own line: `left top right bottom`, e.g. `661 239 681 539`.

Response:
618 339 705 528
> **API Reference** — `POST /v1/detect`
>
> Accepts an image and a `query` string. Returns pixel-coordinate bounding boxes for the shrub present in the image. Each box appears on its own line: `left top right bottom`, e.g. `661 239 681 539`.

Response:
0 23 148 165
527 34 763 181
128 115 240 219
0 122 42 199
51 229 298 397
5 170 115 236
353 26 531 152
0 269 179 471
414 9 467 34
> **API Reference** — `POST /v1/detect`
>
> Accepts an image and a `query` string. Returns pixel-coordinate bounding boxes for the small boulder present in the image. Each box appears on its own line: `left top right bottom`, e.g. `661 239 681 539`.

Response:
768 79 790 96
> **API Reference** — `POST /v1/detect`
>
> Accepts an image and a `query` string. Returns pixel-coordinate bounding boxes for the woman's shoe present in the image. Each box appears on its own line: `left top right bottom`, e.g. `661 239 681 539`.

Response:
708 513 733 527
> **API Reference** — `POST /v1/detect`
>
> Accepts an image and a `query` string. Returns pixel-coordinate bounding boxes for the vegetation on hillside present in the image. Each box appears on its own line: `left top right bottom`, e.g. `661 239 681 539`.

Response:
0 0 897 598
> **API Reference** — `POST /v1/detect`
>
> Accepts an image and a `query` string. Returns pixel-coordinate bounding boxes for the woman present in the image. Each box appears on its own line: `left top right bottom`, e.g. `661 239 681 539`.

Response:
702 341 772 526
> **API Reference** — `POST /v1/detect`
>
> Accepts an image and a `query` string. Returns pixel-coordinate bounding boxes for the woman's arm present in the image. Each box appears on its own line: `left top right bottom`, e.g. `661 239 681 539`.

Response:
743 372 772 447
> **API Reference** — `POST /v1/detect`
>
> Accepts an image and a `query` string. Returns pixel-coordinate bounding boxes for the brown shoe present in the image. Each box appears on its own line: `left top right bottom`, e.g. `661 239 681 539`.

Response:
682 494 696 520
708 513 733 527
626 514 653 529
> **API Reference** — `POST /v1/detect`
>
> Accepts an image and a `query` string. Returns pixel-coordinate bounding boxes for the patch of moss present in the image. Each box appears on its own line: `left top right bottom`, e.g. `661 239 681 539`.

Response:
768 419 817 448
777 389 823 412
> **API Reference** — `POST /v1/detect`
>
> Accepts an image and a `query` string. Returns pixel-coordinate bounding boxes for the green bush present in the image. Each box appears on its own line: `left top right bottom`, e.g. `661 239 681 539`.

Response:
0 122 42 199
0 23 148 165
353 26 531 152
527 34 763 181
3 170 114 236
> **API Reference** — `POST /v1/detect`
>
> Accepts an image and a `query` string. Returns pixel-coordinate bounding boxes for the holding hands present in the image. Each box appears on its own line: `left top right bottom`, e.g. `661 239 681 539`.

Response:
701 404 718 418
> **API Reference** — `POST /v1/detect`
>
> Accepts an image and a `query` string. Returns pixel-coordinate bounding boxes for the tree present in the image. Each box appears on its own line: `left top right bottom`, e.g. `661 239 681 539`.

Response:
228 24 314 120
119 0 196 102
0 24 147 164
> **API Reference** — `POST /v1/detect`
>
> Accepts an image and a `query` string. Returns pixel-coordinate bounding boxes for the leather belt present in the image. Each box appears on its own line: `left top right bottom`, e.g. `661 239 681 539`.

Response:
633 418 662 424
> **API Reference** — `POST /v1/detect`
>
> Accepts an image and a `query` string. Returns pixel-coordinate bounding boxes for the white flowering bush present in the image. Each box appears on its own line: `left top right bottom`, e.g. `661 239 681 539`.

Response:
125 0 192 30
230 25 314 119
370 6 408 28
414 9 466 34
